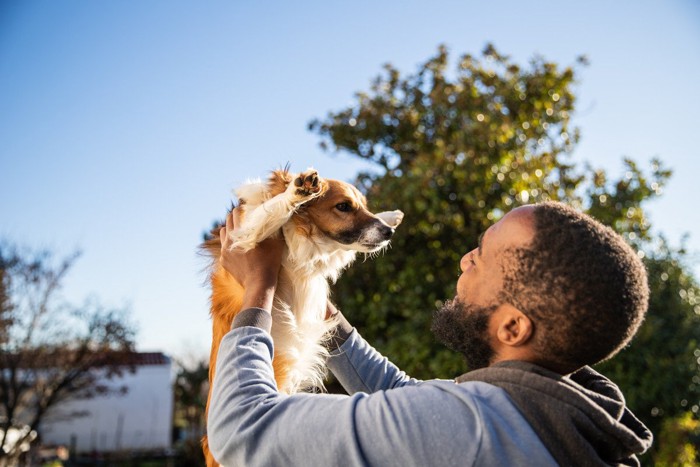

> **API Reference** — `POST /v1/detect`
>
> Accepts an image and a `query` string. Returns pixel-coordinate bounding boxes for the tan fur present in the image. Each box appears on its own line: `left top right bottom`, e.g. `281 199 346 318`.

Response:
201 168 403 466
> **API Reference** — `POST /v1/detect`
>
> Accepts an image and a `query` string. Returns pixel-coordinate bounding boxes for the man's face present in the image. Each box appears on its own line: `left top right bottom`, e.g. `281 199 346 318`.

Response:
432 206 535 368
455 206 535 308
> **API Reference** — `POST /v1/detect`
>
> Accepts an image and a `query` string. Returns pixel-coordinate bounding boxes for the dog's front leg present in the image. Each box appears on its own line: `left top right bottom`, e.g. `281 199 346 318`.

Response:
231 169 325 251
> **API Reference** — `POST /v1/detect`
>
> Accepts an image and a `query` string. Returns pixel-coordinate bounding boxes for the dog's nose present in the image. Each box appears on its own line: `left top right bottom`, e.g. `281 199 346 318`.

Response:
380 225 395 240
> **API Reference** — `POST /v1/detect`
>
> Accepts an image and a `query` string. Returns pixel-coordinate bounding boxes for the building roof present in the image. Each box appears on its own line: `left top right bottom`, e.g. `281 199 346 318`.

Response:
126 352 171 366
2 350 171 369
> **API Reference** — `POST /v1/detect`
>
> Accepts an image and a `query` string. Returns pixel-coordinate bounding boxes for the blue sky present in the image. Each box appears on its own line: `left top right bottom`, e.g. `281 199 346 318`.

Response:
1 1 698 361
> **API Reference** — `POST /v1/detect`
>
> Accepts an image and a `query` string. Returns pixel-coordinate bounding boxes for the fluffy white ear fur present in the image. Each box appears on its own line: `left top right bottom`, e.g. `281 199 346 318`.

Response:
234 178 267 205
376 210 404 228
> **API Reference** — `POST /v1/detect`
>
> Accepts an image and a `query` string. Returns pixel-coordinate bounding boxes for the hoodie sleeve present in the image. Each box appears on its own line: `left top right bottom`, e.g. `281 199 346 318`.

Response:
327 328 421 393
206 325 486 467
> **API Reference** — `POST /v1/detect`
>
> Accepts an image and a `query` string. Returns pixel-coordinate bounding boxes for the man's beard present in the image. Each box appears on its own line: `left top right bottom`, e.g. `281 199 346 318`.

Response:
431 298 498 371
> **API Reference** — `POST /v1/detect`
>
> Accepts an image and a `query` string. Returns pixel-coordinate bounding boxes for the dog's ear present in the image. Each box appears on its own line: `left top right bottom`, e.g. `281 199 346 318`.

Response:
376 210 404 228
268 169 294 196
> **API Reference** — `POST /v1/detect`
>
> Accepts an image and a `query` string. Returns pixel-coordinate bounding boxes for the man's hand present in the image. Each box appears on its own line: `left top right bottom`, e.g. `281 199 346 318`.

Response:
219 207 285 311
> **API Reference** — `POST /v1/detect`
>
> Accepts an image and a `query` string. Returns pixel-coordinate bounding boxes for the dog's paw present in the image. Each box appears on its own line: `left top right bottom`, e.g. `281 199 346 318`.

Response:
294 169 321 195
288 169 325 203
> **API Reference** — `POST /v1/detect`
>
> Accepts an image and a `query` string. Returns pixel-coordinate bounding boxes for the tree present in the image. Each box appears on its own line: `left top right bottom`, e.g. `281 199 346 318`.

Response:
597 237 700 448
173 357 208 467
0 243 135 466
310 44 699 460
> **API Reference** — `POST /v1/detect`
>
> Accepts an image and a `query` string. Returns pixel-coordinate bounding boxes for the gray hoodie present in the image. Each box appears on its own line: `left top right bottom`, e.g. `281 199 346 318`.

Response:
458 361 653 466
207 308 652 466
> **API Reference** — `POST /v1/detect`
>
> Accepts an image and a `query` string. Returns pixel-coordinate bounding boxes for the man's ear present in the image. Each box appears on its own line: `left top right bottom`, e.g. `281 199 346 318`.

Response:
493 303 533 347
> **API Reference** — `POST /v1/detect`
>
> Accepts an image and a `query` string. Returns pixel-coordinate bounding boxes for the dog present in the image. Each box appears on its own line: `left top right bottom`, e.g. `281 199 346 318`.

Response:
200 167 403 467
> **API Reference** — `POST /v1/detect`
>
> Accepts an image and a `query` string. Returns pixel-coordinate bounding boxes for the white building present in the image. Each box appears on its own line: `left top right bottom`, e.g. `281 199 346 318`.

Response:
39 352 173 454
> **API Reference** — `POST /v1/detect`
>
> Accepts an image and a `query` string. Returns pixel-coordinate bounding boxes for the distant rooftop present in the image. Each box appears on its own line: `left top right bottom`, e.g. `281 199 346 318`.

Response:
126 352 170 366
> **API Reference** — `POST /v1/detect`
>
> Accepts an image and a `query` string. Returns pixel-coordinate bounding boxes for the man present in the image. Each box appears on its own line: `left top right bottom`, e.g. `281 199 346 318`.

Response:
207 201 653 466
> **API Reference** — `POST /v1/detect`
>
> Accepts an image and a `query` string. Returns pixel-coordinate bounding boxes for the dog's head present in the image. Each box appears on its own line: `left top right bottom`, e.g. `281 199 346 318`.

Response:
293 178 403 254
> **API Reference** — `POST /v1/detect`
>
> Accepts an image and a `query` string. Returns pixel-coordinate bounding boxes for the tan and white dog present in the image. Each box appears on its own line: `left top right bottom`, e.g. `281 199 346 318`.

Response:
200 167 403 467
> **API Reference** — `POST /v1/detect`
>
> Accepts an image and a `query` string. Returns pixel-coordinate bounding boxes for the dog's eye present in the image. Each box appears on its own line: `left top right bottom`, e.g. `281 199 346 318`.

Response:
335 202 353 212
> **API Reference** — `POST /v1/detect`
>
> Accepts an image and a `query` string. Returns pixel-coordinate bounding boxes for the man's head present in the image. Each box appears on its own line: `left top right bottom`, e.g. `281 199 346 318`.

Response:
432 201 649 374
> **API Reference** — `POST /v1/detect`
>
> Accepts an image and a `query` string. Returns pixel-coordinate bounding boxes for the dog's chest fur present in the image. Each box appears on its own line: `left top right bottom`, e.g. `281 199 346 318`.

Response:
233 176 355 393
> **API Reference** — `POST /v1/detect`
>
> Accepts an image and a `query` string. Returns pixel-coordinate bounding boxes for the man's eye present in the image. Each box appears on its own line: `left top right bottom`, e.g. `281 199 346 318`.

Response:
335 202 352 212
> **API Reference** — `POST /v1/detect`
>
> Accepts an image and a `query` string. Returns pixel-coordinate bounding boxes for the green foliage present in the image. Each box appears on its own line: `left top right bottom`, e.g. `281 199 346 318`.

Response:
311 44 700 458
585 157 671 243
654 412 700 466
172 359 208 467
310 44 587 377
597 239 700 442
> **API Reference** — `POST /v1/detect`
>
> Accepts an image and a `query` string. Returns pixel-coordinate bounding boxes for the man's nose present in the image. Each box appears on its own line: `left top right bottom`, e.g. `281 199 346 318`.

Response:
460 253 470 271
460 249 477 270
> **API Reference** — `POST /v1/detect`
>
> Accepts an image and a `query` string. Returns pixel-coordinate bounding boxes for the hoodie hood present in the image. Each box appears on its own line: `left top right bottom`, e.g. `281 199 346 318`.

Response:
457 361 653 466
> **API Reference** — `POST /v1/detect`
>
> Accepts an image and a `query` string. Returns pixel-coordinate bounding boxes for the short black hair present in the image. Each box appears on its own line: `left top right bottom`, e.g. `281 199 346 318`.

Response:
499 201 649 374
